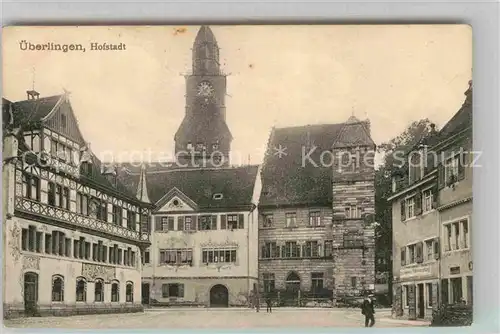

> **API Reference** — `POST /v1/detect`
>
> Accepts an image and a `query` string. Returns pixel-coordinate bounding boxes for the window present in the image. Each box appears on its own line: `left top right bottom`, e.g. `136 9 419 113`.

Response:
160 248 193 265
212 142 219 151
51 275 64 302
227 214 238 230
324 240 333 257
408 244 416 264
311 273 324 292
22 173 40 200
184 216 192 230
345 205 361 219
262 242 278 259
213 193 223 200
160 216 175 231
404 285 410 307
21 226 37 252
406 197 415 219
202 248 237 264
426 283 433 308
162 283 184 298
285 213 297 227
263 214 273 228
284 241 299 258
351 277 357 288
343 233 364 248
423 189 433 212
425 239 434 260
94 279 104 302
444 220 469 251
199 215 216 230
445 224 452 251
36 232 43 253
445 155 460 184
95 200 108 221
309 211 321 226
463 221 469 248
126 282 134 302
127 210 136 230
304 241 320 257
112 205 122 225
223 214 244 230
111 281 119 302
142 250 150 264
76 277 87 302
451 277 463 304
76 192 89 216
263 273 275 293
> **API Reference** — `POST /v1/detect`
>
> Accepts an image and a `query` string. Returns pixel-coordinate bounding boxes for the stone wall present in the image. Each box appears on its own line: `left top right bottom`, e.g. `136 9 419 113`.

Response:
331 147 376 298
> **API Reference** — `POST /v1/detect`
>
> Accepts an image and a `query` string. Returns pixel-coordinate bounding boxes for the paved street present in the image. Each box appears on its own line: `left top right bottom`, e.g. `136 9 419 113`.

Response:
4 308 429 329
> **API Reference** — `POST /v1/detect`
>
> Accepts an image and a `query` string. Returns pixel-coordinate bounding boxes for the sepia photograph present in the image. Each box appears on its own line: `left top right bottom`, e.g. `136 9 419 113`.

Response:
2 24 472 328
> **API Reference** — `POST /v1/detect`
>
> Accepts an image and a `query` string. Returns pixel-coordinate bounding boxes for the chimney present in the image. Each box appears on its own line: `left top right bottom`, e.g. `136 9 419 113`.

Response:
26 90 40 100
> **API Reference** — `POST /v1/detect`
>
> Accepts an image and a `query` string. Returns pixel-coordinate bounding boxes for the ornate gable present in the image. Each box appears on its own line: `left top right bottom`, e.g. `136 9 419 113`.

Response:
154 187 198 213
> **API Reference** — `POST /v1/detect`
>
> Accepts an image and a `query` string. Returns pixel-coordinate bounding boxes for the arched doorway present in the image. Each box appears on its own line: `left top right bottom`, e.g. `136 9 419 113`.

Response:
24 272 38 316
285 271 301 291
210 284 229 307
141 283 150 305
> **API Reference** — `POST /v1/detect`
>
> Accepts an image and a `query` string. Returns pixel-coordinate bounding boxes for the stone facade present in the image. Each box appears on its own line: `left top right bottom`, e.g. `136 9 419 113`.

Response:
331 146 376 298
258 206 334 293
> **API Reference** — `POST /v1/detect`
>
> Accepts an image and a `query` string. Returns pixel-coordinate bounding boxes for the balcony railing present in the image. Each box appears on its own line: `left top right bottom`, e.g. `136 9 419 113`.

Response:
15 197 150 243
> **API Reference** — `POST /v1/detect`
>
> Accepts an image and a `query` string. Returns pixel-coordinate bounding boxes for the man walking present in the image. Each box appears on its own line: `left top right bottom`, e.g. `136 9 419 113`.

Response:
265 294 273 313
361 293 375 327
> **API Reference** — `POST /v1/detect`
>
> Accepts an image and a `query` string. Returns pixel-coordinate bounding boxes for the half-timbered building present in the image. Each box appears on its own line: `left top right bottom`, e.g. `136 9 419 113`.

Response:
2 91 152 319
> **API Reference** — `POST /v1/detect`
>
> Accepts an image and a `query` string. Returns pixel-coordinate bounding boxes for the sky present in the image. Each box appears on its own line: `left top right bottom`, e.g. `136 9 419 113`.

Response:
3 25 472 166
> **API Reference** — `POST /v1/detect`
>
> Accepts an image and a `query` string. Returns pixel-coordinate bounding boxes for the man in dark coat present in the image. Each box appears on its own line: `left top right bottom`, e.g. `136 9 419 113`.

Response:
265 294 273 313
361 293 375 327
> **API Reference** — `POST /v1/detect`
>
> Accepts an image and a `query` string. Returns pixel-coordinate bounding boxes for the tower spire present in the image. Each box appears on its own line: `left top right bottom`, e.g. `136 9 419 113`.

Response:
136 164 150 203
192 25 220 75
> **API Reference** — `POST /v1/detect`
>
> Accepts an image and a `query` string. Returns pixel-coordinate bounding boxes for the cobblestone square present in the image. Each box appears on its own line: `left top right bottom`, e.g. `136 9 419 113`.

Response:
4 308 429 329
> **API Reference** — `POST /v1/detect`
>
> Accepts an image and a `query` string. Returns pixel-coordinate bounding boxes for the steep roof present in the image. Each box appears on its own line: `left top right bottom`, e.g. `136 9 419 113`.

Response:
194 25 218 46
436 80 472 141
259 123 344 207
117 165 259 210
10 95 62 127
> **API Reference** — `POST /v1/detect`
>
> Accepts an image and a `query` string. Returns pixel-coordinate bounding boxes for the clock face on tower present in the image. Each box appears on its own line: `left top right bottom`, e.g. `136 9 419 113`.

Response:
197 81 214 97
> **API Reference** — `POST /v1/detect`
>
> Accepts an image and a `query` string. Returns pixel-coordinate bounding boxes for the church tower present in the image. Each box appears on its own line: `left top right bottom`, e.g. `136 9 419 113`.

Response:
174 26 233 167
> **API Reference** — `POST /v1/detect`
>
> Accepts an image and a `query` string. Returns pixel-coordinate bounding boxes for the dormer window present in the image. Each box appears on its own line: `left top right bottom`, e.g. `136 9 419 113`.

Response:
196 143 205 151
213 193 223 200
212 142 219 151
186 142 193 151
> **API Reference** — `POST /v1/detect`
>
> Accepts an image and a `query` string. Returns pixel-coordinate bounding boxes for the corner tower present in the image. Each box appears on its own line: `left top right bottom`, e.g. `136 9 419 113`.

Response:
174 26 232 167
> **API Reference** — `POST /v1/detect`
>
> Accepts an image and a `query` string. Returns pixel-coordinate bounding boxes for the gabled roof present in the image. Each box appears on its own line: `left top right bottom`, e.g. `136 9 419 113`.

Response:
259 123 344 207
10 95 63 127
117 165 259 210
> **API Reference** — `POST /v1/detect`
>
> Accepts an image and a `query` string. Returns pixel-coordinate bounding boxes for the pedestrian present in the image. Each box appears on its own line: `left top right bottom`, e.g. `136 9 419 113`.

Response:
255 294 260 312
361 293 375 327
266 294 272 313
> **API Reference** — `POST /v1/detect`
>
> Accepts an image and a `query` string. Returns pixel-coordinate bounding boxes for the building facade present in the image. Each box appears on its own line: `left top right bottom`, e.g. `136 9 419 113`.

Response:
389 81 473 320
2 92 151 319
117 26 260 308
258 117 377 305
